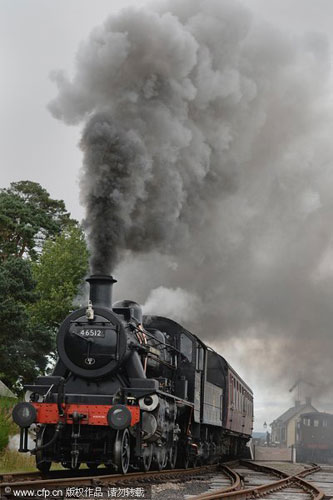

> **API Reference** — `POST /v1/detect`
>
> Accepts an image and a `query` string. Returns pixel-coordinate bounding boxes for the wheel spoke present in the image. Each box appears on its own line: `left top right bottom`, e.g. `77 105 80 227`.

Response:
114 429 131 474
121 431 130 469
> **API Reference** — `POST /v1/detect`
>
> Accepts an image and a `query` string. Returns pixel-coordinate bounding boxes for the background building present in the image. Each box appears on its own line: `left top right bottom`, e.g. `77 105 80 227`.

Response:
270 398 318 447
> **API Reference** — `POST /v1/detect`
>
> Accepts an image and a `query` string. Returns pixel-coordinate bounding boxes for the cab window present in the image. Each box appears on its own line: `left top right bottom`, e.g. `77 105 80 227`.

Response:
196 346 204 370
207 351 225 387
180 334 193 362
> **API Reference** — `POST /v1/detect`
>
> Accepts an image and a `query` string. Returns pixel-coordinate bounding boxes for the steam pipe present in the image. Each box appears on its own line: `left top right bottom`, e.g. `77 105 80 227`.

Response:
35 422 64 451
127 351 146 379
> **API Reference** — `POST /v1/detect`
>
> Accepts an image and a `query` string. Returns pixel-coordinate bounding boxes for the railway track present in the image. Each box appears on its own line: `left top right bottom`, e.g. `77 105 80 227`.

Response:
0 464 228 499
0 462 280 499
193 461 324 499
0 461 328 499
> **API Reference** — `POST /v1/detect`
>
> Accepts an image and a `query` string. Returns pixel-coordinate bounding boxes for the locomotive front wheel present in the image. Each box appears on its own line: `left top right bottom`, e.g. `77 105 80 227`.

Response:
114 428 130 474
36 460 51 474
36 427 51 474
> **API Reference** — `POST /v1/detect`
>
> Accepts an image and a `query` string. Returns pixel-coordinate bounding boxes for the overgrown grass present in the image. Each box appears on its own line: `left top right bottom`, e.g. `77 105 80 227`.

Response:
0 397 18 451
0 449 36 473
0 449 78 473
0 397 34 473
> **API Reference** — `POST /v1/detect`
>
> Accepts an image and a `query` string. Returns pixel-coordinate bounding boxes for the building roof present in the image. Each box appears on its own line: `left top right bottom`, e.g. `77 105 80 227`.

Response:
270 403 318 426
0 380 16 398
300 411 333 420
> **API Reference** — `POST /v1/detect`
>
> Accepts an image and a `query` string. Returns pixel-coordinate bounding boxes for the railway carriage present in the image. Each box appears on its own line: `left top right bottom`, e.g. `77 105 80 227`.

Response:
12 275 253 473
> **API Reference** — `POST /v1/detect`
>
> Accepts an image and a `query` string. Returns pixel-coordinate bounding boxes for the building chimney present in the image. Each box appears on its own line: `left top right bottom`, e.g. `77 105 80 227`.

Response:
305 397 312 406
86 275 117 309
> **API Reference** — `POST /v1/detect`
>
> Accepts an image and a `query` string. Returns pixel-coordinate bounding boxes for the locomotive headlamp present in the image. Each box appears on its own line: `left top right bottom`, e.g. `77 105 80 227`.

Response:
107 405 132 430
12 402 37 428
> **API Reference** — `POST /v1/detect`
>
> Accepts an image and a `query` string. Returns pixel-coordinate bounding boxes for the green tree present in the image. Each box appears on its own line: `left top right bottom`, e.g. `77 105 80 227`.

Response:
0 181 89 391
29 226 89 330
0 257 43 389
0 180 73 261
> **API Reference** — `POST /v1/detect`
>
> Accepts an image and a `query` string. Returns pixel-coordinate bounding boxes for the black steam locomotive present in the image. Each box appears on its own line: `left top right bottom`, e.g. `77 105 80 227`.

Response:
296 412 333 463
13 275 253 473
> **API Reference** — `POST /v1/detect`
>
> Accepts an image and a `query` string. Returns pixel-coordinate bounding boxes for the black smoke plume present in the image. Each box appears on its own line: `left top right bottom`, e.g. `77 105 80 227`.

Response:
50 0 333 422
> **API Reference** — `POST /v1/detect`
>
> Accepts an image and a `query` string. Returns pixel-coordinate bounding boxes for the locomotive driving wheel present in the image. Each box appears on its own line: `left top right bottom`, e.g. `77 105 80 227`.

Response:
168 442 178 469
140 443 153 472
152 446 167 471
114 428 131 474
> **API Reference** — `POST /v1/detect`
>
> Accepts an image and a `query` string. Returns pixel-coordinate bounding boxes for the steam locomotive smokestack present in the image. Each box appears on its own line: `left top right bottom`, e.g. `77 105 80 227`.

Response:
86 275 117 309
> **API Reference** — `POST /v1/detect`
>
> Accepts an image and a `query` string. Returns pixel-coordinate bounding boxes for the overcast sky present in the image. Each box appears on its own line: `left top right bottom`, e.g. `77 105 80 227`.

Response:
2 0 333 220
2 0 333 432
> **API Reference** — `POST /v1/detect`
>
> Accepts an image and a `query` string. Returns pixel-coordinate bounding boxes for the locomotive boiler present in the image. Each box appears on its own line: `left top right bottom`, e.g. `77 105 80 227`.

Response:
13 275 253 473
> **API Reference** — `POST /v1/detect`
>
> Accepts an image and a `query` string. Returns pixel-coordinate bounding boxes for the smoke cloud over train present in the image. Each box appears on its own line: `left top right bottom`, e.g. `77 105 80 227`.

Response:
49 0 333 403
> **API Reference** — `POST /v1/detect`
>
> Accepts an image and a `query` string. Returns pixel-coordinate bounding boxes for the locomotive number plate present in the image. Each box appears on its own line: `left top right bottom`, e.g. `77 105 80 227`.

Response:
77 328 105 338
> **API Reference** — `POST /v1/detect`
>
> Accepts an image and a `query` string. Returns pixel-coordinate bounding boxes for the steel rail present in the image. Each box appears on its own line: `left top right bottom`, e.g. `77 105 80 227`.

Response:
220 464 242 492
0 467 116 484
193 464 243 499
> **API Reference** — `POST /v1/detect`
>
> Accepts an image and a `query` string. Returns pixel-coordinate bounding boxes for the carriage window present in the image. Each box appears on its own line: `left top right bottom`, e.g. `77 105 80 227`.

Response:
180 334 193 362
